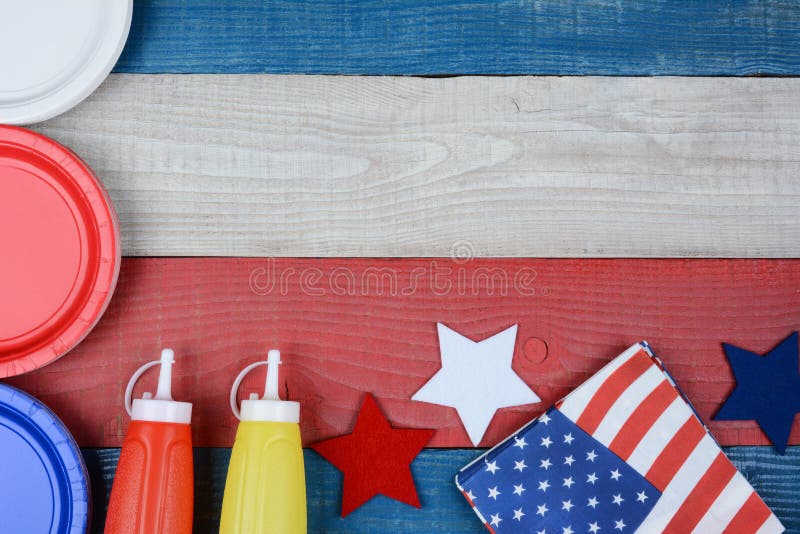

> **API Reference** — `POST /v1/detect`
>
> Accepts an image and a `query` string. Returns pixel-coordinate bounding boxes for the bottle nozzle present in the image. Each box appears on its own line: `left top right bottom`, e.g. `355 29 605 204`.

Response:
154 348 175 401
230 349 298 421
264 349 281 400
124 348 192 424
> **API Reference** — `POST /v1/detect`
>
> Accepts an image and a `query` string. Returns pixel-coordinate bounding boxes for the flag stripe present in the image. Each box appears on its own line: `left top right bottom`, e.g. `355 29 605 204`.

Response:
636 434 720 532
556 344 643 417
592 366 665 447
723 492 775 533
645 416 707 491
662 452 737 533
756 513 786 534
626 397 695 475
695 473 766 532
575 351 653 434
609 379 679 460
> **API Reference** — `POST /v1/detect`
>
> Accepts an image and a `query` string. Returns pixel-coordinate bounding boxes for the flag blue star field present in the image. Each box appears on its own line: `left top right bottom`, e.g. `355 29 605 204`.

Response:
456 343 784 534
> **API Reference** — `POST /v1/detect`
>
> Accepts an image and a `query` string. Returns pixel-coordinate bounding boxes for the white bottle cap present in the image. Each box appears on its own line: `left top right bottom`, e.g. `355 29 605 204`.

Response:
125 348 192 424
230 349 300 423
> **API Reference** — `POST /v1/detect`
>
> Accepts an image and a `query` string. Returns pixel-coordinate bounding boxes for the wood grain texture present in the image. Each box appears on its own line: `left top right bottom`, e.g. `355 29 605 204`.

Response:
8 258 800 448
113 0 800 75
35 74 800 258
81 447 800 533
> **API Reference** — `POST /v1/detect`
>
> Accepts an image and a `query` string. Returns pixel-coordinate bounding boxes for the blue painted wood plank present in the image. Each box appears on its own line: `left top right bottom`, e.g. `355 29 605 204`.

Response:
82 447 799 533
113 1 800 75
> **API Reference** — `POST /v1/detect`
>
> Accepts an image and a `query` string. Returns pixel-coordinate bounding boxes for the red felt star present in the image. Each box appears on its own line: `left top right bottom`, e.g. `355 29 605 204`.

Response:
311 393 435 517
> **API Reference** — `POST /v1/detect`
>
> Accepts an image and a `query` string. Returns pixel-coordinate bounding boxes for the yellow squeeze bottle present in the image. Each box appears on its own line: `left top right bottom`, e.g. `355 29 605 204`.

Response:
220 350 307 534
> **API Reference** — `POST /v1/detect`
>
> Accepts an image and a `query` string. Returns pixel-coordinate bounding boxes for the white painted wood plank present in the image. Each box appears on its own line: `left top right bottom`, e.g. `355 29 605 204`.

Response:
33 74 800 257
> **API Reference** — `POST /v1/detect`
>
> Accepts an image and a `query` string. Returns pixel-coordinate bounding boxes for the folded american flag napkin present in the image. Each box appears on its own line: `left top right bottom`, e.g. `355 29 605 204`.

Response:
455 342 783 534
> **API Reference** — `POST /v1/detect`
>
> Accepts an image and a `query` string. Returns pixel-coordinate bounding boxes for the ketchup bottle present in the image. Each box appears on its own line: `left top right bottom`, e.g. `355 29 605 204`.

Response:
219 349 307 533
105 349 194 534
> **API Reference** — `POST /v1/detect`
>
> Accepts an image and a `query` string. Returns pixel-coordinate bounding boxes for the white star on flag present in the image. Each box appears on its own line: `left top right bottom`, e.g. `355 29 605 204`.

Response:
485 460 499 474
513 460 527 472
411 323 540 445
513 507 525 521
539 413 551 424
536 504 548 517
513 483 526 495
488 486 500 499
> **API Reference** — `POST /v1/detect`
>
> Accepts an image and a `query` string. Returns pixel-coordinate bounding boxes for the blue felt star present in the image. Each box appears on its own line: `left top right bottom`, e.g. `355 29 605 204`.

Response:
714 332 800 454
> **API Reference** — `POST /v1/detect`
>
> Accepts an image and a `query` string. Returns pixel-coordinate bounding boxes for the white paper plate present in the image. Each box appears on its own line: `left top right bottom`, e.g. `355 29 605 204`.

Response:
0 0 133 125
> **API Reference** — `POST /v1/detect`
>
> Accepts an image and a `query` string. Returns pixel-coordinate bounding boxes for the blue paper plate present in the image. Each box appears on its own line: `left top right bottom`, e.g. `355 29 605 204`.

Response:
0 383 89 533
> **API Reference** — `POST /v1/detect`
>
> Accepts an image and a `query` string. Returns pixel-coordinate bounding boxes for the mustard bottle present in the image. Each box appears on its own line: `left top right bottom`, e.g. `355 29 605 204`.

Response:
220 350 307 534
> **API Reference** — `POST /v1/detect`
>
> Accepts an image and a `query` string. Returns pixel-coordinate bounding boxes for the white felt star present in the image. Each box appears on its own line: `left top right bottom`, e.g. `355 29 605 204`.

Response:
411 323 541 445
513 507 525 521
488 486 501 499
490 513 502 527
513 483 526 495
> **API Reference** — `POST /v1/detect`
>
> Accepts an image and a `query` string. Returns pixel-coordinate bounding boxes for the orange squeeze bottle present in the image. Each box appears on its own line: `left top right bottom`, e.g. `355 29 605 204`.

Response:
105 349 194 534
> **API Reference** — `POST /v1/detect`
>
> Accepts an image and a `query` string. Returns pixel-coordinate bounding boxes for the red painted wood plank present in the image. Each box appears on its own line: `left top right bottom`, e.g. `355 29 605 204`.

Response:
6 258 799 448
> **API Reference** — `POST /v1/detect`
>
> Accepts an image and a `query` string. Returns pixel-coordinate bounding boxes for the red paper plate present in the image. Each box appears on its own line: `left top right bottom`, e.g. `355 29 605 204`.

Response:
0 126 120 377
